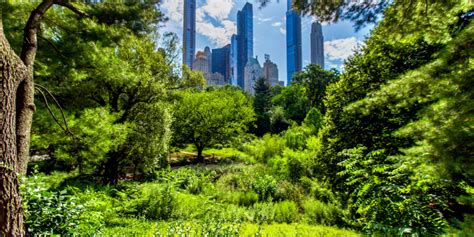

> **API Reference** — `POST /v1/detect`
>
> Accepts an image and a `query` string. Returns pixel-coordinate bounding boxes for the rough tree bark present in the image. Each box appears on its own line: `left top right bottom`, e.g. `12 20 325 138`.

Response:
0 15 28 236
1 1 85 235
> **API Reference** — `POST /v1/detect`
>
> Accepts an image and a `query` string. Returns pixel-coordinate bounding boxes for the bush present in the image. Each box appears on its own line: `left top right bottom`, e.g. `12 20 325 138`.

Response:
274 201 300 223
230 191 259 207
274 181 304 202
252 202 276 224
252 175 277 201
133 184 175 220
243 134 286 163
300 177 337 204
22 176 83 235
302 198 343 226
283 125 311 150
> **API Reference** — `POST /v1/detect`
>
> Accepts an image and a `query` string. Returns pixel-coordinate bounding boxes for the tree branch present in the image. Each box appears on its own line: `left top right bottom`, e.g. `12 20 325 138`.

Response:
21 0 88 69
20 0 55 69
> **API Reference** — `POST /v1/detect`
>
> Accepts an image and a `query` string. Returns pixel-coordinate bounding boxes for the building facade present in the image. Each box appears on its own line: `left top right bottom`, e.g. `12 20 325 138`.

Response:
286 0 302 85
183 0 196 68
311 21 324 69
262 54 279 86
212 44 231 84
230 35 239 86
237 3 253 90
192 51 210 74
244 57 262 95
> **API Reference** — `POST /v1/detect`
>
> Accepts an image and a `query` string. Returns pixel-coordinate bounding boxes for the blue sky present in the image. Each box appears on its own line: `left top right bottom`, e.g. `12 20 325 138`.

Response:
161 0 374 83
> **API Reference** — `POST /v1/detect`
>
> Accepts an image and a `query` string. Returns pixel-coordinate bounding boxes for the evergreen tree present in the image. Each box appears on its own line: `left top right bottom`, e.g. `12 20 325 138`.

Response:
253 77 272 136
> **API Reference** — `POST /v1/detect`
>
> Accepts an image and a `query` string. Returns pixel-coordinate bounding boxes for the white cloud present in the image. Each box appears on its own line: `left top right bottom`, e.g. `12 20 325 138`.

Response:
324 37 360 61
272 22 282 27
201 0 234 21
161 0 236 47
161 0 184 23
279 27 286 35
256 16 273 23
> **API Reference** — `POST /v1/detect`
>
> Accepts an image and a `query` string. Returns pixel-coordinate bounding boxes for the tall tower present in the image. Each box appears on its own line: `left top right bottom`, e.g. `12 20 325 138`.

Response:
183 0 196 68
237 3 253 89
230 35 239 86
311 21 324 69
286 0 302 85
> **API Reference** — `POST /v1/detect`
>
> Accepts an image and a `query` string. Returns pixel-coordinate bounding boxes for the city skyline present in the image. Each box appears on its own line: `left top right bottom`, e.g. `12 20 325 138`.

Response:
165 0 374 85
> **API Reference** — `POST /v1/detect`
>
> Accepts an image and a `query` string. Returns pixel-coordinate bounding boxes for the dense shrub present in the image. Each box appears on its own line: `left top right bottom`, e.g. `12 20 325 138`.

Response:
274 181 304 202
223 191 259 207
251 174 277 201
133 184 175 220
274 201 300 223
252 203 276 224
302 198 343 226
243 134 286 162
22 176 83 235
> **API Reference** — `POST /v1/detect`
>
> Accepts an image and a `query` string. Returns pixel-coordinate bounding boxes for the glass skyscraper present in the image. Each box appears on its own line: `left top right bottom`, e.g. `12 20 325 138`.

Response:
286 0 302 85
212 45 231 84
230 35 239 86
236 3 253 89
183 0 196 68
311 21 324 69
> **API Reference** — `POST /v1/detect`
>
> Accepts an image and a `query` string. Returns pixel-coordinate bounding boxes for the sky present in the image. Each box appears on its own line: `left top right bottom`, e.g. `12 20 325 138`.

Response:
160 0 375 84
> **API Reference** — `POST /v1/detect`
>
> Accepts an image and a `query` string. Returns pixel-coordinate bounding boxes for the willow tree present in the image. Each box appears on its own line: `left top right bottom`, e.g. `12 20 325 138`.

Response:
0 1 85 235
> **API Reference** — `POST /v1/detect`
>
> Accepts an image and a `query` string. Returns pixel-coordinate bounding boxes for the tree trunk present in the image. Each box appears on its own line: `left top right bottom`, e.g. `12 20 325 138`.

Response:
196 146 204 163
0 16 27 236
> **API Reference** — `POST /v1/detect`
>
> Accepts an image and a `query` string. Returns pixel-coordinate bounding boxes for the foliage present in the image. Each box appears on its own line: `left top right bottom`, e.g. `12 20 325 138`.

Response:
338 147 452 234
253 77 272 136
293 64 340 114
172 87 255 161
303 107 324 135
274 201 300 223
302 198 343 226
269 106 290 133
132 184 175 221
243 134 286 163
272 84 309 123
124 102 173 175
21 175 83 235
32 107 128 174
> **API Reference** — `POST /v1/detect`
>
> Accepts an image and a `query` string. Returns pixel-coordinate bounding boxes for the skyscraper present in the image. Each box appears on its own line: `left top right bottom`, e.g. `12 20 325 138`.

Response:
262 54 279 86
212 45 231 84
244 57 262 95
230 35 239 86
183 0 196 67
204 46 212 71
237 3 253 89
311 21 324 69
286 0 302 85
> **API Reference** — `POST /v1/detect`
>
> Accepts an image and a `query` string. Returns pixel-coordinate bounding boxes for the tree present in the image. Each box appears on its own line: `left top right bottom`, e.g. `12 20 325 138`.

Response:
0 1 88 234
4 1 181 184
272 84 309 123
172 87 255 162
314 0 472 233
253 77 272 136
293 64 339 114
